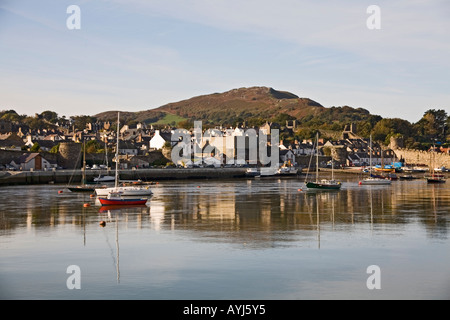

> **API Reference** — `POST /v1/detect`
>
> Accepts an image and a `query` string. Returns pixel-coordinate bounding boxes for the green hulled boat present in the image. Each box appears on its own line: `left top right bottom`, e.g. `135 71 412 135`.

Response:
67 140 97 193
305 180 342 190
304 133 342 190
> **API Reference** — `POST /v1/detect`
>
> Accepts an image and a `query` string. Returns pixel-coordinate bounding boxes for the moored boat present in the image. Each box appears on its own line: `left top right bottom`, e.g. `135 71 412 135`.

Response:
68 186 97 193
93 175 115 183
306 179 342 190
425 174 446 184
94 112 153 197
67 140 97 193
245 168 260 177
277 166 298 176
98 192 148 206
360 177 392 185
305 133 342 190
96 185 153 196
359 135 392 186
399 174 416 180
426 143 446 183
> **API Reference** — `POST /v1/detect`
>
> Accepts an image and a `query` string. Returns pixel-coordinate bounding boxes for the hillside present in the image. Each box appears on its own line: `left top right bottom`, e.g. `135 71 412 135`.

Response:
95 87 326 126
3 86 447 149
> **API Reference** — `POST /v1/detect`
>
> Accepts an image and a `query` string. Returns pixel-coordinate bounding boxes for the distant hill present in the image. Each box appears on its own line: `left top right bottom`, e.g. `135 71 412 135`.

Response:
94 86 328 126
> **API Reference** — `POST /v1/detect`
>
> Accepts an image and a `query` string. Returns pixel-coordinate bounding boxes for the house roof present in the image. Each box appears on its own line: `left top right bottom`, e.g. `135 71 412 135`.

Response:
16 153 41 164
118 141 138 149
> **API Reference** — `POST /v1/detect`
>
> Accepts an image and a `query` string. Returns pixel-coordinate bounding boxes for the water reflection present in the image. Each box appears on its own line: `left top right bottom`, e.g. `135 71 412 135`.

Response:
0 178 449 244
1 177 449 300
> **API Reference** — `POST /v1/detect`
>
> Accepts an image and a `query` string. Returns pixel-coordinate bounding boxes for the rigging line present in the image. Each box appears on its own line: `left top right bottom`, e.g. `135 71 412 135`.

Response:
102 226 117 271
66 145 83 186
304 135 317 183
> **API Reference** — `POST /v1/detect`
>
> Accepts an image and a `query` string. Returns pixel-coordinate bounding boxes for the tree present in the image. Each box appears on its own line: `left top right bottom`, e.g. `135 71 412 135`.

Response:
50 144 60 154
177 120 194 129
85 140 101 153
414 109 448 142
30 142 40 152
40 110 58 124
371 118 415 145
71 115 97 131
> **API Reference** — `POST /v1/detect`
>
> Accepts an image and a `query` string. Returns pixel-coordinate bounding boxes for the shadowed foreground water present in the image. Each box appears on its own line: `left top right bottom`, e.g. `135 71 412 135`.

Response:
1 176 449 300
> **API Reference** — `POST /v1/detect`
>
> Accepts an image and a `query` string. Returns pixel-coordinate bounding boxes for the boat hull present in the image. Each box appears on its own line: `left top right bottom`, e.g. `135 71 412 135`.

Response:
98 198 148 206
68 186 96 192
94 176 115 183
360 178 392 185
426 178 446 183
96 186 153 196
305 182 342 190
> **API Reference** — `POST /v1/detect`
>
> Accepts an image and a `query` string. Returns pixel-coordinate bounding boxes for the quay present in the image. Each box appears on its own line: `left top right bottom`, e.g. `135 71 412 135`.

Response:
0 168 249 186
0 167 438 186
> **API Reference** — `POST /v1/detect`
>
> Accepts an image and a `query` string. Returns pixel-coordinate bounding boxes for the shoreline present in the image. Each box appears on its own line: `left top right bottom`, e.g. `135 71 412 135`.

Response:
0 168 249 186
0 166 442 186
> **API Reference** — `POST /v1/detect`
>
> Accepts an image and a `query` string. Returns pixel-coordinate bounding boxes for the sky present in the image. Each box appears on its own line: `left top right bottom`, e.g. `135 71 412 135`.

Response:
0 0 449 123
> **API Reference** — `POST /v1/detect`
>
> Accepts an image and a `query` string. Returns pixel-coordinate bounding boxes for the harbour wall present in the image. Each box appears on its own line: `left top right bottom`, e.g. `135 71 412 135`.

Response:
0 168 249 186
393 148 450 167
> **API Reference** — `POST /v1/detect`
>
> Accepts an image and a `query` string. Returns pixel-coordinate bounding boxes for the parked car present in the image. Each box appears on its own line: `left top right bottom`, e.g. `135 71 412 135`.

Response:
5 164 16 171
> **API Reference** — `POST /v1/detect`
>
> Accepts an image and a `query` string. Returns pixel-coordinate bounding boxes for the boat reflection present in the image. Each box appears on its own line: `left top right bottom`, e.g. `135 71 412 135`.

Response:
98 204 148 213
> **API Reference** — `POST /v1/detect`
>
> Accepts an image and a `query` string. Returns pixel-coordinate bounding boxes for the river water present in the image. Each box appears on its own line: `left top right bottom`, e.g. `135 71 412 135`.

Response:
0 175 449 300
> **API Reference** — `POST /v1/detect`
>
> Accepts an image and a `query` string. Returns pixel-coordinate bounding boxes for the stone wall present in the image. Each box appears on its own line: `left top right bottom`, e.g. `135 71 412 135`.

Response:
393 148 450 168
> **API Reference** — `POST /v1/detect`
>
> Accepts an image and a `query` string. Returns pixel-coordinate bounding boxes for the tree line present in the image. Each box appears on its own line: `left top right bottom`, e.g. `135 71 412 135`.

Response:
2 108 449 151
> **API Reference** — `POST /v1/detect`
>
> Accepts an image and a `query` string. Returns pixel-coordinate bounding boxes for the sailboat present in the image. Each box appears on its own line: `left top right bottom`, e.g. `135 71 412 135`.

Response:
67 140 97 193
425 142 446 184
93 138 115 183
359 135 391 185
305 133 342 190
98 191 148 206
95 112 153 197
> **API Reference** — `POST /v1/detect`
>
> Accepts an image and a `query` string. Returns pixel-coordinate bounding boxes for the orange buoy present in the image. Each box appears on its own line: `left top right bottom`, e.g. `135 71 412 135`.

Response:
90 194 95 198
99 221 106 227
58 190 63 194
298 188 302 192
83 203 90 207
358 181 362 185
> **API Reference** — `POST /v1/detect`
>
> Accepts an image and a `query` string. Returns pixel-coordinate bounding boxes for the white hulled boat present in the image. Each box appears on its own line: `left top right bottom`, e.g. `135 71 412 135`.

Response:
95 112 153 197
360 135 391 185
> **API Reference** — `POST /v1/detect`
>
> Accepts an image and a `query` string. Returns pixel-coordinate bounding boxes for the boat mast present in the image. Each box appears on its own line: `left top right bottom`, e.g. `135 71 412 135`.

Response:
105 136 109 169
316 132 319 183
115 112 120 189
369 135 372 176
82 139 86 185
332 157 334 180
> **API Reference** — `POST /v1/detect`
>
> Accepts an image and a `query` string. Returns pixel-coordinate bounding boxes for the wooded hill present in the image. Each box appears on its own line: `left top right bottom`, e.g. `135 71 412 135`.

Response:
93 86 448 149
1 86 449 150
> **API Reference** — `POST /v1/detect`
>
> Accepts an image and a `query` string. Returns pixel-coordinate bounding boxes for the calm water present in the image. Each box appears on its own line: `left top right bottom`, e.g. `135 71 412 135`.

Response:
1 175 449 300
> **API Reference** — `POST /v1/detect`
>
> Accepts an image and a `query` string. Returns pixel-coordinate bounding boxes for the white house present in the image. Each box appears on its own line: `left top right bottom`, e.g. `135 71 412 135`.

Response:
10 153 55 171
150 130 174 150
279 149 296 166
118 141 138 155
